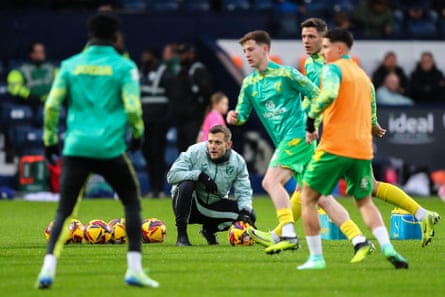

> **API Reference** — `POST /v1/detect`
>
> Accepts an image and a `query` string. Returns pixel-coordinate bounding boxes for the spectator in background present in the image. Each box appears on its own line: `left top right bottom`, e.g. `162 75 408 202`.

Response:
372 51 409 95
170 43 213 153
410 51 445 104
393 0 437 22
352 0 395 38
432 0 445 19
376 72 414 105
196 91 229 142
7 42 57 114
162 43 180 75
139 48 175 198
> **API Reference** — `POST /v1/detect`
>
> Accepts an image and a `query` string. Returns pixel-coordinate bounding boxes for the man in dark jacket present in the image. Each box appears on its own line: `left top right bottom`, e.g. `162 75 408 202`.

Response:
170 43 213 153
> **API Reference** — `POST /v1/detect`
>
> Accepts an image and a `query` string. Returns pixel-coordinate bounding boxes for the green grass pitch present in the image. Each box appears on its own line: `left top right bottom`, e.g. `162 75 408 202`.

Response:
1 196 444 297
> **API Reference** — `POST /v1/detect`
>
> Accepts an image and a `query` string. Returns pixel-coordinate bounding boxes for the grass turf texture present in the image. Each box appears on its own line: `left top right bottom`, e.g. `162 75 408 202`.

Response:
1 196 444 297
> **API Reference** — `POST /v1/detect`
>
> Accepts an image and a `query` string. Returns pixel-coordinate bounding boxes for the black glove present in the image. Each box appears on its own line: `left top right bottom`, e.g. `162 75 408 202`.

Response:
127 137 142 152
237 209 256 228
45 144 60 166
198 172 218 193
306 117 316 133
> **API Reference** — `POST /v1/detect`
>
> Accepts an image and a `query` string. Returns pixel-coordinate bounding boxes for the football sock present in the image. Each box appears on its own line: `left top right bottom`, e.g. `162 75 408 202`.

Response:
372 226 390 247
305 235 322 256
276 208 295 238
351 235 367 246
127 251 143 274
375 182 420 215
340 219 363 241
42 254 57 274
282 223 296 238
290 191 302 222
415 207 427 221
273 192 301 237
271 231 280 243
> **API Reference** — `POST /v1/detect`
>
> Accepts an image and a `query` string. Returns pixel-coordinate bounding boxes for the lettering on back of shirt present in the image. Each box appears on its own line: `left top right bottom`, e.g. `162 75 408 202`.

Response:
73 65 112 76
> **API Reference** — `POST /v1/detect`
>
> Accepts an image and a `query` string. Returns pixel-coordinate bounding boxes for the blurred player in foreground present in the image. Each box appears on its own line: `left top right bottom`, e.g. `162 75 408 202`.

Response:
36 12 158 289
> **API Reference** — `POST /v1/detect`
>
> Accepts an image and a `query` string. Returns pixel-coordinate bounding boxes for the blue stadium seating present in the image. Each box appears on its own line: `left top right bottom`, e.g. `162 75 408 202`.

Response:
438 19 445 36
253 0 275 11
223 0 250 11
146 0 178 11
182 0 211 12
406 19 437 38
122 0 147 10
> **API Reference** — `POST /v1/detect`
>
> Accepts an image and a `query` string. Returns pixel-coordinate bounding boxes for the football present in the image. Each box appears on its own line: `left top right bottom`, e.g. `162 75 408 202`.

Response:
68 219 84 243
141 218 166 243
44 220 73 244
228 221 254 246
84 219 112 244
109 218 127 244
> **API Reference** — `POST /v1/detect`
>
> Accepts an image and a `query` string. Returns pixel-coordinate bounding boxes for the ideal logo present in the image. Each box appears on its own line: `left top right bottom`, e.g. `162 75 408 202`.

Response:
387 113 434 144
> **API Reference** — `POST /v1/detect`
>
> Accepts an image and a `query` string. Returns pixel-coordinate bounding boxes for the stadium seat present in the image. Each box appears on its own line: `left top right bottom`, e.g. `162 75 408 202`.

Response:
128 150 146 172
438 19 445 36
252 0 275 11
146 0 179 11
406 19 437 38
182 0 211 12
0 103 33 128
223 0 250 11
304 0 328 17
122 0 147 10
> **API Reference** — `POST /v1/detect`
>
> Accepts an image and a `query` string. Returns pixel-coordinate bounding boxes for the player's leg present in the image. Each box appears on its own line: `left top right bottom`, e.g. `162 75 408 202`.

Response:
297 151 342 270
297 183 326 270
372 171 440 247
171 180 195 246
261 139 315 254
103 154 159 288
36 156 90 289
262 166 300 254
318 194 375 263
349 160 408 269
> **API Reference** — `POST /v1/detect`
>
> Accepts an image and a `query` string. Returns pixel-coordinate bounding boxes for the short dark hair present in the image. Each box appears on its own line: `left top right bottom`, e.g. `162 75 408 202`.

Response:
301 18 328 35
324 28 353 49
239 30 271 48
209 125 232 142
88 12 121 40
28 42 44 54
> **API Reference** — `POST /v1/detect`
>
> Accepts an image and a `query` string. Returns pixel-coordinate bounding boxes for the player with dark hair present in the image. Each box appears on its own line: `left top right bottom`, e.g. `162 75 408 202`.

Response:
227 30 321 254
35 12 159 289
168 125 256 246
298 28 408 270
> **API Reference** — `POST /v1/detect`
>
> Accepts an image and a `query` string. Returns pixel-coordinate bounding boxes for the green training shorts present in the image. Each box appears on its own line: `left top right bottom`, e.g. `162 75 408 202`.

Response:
269 137 315 186
303 150 373 199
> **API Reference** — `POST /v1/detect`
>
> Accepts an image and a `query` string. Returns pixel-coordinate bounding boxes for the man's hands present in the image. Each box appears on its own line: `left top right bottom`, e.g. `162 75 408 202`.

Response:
226 110 238 125
305 117 318 143
237 209 256 228
45 144 60 165
372 123 387 138
198 172 218 193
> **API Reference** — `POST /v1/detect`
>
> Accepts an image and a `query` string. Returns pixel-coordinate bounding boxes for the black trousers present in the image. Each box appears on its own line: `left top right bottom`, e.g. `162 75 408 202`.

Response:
175 119 201 154
142 120 169 194
46 154 142 254
172 181 241 234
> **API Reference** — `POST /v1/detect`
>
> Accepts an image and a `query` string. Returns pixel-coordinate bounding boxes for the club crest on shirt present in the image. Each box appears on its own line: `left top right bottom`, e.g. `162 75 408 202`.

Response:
226 166 234 176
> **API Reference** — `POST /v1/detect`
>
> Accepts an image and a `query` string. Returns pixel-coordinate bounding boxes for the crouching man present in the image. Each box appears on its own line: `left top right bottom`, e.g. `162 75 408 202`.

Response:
167 125 256 246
